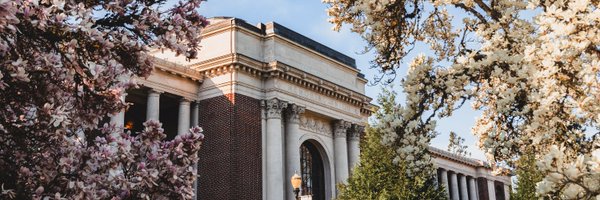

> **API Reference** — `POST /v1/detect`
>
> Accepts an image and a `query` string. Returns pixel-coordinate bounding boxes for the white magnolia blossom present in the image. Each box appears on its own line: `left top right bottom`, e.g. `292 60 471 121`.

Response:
374 87 439 178
326 0 599 198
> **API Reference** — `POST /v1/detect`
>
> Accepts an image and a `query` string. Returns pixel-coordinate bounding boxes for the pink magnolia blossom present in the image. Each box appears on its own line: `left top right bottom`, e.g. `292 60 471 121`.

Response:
0 0 208 199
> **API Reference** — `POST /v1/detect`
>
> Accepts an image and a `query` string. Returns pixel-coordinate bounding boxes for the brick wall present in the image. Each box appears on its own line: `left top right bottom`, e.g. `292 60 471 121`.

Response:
197 93 262 200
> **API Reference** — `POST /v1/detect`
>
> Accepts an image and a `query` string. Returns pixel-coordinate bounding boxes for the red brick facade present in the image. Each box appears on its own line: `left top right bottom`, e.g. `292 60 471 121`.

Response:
197 93 262 200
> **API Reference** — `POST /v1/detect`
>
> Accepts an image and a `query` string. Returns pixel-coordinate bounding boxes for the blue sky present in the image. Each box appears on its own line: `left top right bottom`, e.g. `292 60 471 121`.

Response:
197 0 487 160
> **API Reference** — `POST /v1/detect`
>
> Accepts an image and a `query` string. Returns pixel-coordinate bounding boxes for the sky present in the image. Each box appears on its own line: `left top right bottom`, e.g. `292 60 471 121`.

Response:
196 0 488 160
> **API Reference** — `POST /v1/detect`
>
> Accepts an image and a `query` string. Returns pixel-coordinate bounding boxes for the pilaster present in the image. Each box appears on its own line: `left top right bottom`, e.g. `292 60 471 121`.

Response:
264 98 287 200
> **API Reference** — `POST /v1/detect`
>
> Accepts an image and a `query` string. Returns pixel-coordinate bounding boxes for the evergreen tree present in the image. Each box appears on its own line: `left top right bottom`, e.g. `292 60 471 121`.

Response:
448 131 471 157
337 88 445 200
511 152 544 200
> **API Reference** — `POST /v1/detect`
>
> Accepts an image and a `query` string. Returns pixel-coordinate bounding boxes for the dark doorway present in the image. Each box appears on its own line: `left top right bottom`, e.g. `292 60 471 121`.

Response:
124 89 147 133
300 141 325 200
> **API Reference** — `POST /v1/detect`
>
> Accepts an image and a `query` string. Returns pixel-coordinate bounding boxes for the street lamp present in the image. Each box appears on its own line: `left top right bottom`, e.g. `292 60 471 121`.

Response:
291 172 302 200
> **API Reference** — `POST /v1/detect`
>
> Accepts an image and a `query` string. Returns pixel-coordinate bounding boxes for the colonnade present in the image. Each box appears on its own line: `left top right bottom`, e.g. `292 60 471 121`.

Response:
437 168 510 200
111 89 200 132
110 88 200 200
263 98 363 200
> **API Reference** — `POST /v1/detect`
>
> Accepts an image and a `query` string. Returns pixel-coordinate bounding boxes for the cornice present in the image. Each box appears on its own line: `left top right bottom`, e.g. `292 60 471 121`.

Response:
429 146 490 169
148 53 375 117
136 79 198 101
184 53 373 113
267 61 373 115
150 57 204 83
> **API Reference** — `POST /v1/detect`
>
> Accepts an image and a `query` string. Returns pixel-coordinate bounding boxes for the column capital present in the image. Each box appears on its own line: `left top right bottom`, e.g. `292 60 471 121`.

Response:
334 120 351 138
263 98 287 119
348 124 365 140
286 104 305 124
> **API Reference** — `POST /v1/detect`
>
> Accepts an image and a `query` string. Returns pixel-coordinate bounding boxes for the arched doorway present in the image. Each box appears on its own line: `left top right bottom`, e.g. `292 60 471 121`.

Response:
300 141 326 200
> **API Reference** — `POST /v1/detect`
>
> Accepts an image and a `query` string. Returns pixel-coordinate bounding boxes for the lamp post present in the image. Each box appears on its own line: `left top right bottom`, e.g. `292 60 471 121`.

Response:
291 172 302 200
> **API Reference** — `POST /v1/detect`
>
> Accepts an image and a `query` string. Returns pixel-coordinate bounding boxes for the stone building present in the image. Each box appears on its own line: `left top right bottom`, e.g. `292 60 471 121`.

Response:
110 17 511 200
112 17 372 200
431 147 512 200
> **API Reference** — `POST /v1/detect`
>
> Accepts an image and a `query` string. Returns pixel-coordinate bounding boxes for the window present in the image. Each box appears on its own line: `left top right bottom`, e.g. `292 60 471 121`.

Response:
300 141 325 200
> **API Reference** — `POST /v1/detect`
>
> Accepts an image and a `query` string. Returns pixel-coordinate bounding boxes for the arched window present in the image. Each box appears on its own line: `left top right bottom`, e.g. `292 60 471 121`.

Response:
300 141 325 200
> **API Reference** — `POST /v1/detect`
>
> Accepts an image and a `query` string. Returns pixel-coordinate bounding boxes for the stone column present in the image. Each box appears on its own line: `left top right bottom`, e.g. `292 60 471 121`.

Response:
468 177 479 200
503 184 510 200
191 101 199 127
334 120 351 184
265 98 287 200
450 172 460 200
110 93 127 127
178 99 191 135
285 104 305 200
146 89 161 121
347 124 363 173
487 179 497 200
440 169 450 199
459 174 468 200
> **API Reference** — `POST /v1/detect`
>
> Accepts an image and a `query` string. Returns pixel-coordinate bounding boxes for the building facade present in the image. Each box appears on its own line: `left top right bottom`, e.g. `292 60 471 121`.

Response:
431 147 512 200
112 17 373 200
110 17 511 200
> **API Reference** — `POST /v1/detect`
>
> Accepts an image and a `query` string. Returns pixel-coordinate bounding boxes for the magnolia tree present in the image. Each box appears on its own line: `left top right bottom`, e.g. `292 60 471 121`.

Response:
448 131 470 157
0 0 208 199
325 0 599 198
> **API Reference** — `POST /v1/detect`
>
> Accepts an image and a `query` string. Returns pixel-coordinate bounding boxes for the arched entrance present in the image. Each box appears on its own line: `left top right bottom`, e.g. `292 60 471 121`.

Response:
300 140 326 200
